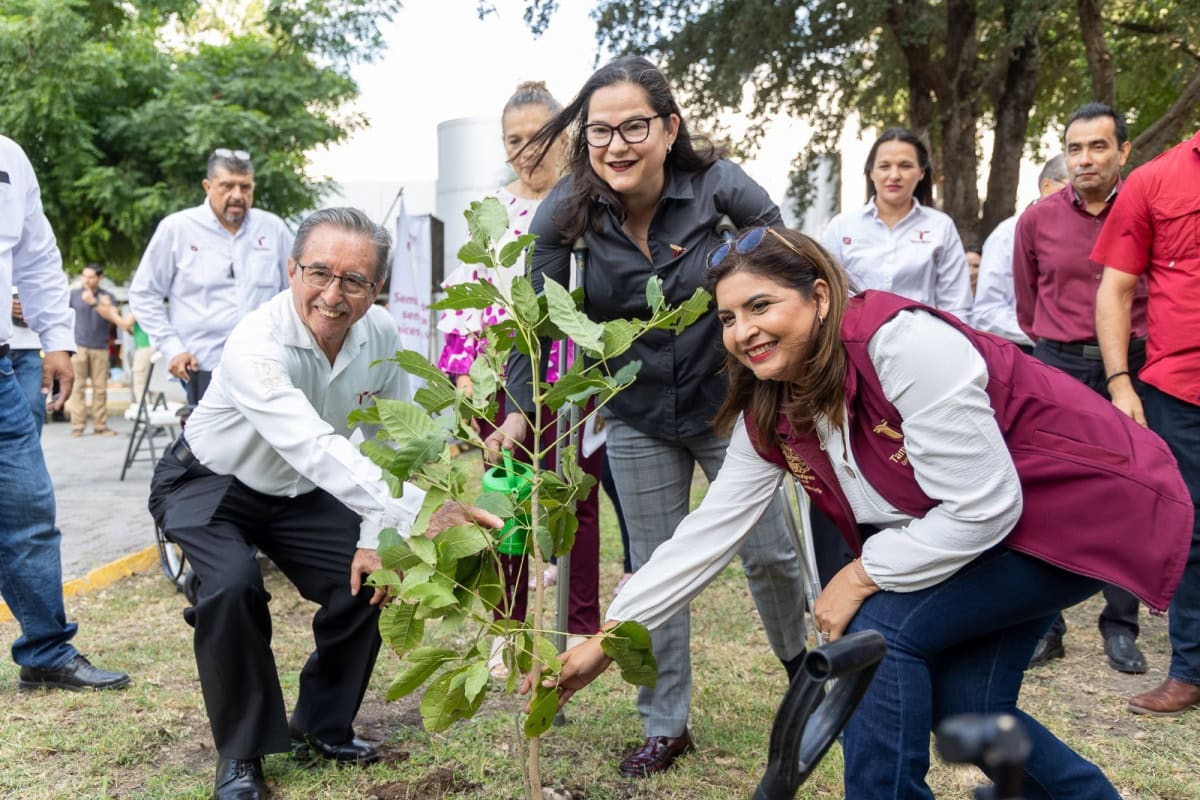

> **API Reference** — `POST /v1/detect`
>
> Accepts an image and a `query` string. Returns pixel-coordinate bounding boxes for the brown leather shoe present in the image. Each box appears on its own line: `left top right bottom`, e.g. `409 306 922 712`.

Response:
618 729 695 778
1128 677 1200 716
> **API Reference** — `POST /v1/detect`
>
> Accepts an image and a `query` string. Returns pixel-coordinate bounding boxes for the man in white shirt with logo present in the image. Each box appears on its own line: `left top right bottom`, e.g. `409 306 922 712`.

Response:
1 134 130 692
129 149 293 405
147 208 500 800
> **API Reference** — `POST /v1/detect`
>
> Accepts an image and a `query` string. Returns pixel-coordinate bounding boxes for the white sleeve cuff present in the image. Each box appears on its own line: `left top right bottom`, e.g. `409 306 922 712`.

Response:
355 482 427 550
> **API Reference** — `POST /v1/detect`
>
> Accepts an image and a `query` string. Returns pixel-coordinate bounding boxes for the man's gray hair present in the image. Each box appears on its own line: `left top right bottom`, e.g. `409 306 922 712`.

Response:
1039 153 1068 185
206 153 254 179
292 207 393 285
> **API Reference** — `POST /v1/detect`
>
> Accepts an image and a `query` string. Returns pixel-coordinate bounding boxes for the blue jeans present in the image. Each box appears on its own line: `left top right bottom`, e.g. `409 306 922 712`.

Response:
0 353 78 668
10 348 45 436
1143 385 1200 685
843 548 1117 799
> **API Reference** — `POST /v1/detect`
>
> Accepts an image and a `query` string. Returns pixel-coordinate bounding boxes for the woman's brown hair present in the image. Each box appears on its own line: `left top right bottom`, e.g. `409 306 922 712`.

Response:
708 227 854 445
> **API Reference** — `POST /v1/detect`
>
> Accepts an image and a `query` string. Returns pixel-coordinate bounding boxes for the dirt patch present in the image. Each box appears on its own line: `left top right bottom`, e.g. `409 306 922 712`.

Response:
365 765 480 799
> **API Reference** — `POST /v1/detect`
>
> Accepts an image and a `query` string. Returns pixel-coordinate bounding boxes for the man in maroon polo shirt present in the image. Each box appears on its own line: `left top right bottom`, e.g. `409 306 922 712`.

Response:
1013 103 1147 674
1094 127 1200 716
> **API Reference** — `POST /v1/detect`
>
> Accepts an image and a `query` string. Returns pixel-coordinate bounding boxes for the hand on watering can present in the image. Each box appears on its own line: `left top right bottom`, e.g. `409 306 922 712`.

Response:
483 412 528 466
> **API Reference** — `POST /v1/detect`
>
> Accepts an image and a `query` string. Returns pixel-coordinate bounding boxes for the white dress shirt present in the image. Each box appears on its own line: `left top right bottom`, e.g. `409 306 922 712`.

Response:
129 202 293 371
970 215 1033 346
607 310 1022 630
183 291 426 550
822 200 973 320
1 135 74 354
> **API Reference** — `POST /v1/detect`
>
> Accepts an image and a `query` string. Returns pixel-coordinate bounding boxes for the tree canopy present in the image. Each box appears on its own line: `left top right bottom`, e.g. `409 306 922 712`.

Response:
521 0 1200 242
0 0 402 278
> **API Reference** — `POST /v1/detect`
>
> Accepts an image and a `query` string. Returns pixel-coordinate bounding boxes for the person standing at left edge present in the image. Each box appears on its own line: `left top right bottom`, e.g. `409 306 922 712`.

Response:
148 208 501 800
0 134 131 692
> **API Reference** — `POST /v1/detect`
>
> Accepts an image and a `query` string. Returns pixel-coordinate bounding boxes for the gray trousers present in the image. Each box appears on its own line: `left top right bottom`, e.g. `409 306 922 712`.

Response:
606 416 808 738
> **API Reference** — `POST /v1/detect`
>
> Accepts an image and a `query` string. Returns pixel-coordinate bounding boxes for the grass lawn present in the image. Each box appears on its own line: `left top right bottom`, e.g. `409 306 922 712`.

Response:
1 449 1197 799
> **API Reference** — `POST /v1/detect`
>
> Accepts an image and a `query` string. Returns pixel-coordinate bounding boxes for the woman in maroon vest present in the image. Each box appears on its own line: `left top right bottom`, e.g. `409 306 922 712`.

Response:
544 226 1192 799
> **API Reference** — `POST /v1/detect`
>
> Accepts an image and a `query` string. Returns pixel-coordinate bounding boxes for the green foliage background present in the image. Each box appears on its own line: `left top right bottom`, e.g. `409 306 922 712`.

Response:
0 0 402 279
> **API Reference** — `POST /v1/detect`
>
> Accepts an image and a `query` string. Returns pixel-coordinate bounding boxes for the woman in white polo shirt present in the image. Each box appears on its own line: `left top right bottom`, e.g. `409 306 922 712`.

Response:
822 128 973 320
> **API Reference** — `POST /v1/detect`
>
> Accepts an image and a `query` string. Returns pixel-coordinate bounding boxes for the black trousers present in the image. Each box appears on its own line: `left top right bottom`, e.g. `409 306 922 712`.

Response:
1033 338 1144 639
149 443 381 759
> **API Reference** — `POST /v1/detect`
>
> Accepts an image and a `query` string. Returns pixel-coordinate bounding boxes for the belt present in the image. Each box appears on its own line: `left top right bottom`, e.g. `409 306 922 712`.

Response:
169 436 196 467
0 343 9 360
1041 337 1145 361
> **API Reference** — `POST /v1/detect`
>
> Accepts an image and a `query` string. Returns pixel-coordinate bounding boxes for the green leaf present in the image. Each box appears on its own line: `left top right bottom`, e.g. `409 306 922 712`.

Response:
509 274 541 327
388 432 445 484
498 233 538 269
403 581 459 609
408 533 437 567
379 535 422 573
543 371 608 411
435 524 490 560
359 438 397 471
543 277 604 355
376 398 441 441
645 275 665 313
477 562 502 612
673 287 713 332
466 196 510 245
413 484 449 534
366 568 402 589
431 281 505 310
472 491 514 519
467 355 497 405
379 602 425 657
600 319 641 360
347 405 381 428
419 672 457 733
385 647 457 700
524 682 559 739
457 239 495 267
388 350 454 389
397 562 434 594
547 507 579 558
464 661 490 704
533 635 563 673
600 621 658 688
413 383 455 415
609 359 642 388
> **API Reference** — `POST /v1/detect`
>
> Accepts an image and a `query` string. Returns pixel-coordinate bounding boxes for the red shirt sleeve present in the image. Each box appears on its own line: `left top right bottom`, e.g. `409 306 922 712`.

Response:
1011 209 1038 341
1091 170 1152 276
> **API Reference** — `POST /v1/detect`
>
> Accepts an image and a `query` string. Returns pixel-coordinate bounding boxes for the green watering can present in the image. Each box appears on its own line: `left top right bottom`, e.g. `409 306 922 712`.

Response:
480 449 534 556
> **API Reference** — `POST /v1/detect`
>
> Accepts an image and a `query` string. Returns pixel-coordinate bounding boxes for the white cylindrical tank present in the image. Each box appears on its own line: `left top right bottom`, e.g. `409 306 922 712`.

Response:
436 116 511 280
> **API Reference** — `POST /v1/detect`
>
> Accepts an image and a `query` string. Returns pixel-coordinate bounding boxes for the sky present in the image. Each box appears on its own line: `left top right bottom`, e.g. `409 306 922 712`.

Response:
305 0 828 224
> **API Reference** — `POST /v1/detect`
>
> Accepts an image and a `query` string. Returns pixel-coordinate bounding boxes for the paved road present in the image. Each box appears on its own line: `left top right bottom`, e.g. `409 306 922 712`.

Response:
40 380 186 581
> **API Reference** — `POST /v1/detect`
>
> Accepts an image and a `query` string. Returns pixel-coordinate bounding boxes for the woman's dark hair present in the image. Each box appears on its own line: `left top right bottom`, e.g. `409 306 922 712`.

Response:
708 228 853 444
518 55 721 242
864 127 934 207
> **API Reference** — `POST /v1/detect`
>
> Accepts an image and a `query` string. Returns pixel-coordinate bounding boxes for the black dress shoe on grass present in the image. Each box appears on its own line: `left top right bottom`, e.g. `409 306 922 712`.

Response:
618 729 695 778
1028 634 1064 668
289 728 379 764
18 654 130 691
1104 633 1148 674
214 756 266 800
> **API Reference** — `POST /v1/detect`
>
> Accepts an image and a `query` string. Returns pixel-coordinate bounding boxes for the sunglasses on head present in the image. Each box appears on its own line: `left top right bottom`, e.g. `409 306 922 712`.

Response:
212 148 251 161
708 226 808 271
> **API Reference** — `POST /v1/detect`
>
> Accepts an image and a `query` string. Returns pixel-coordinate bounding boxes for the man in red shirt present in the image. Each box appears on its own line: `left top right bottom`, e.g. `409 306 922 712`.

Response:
1014 103 1147 674
1095 127 1200 715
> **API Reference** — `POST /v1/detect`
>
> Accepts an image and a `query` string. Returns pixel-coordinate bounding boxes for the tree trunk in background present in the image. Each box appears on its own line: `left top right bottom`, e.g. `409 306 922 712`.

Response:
935 0 982 243
1077 0 1116 106
981 2 1042 240
1128 68 1200 169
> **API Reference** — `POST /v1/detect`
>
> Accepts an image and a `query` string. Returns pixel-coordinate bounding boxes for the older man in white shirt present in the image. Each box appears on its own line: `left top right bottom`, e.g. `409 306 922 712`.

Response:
147 208 500 800
1 134 130 692
129 149 292 405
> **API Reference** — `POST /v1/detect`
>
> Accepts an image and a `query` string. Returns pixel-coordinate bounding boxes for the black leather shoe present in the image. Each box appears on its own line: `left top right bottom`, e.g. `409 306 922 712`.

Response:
289 728 379 765
214 756 266 800
618 729 695 778
18 654 130 691
1104 633 1148 674
1028 633 1064 668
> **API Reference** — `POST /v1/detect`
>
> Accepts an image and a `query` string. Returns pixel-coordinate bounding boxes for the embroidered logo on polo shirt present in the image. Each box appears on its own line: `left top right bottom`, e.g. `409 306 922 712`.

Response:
872 420 903 440
257 236 267 247
355 388 382 405
842 237 852 245
911 230 932 243
781 444 822 495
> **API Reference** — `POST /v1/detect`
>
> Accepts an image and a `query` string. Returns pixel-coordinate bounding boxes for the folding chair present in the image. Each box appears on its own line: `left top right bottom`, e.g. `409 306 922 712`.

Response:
120 352 183 480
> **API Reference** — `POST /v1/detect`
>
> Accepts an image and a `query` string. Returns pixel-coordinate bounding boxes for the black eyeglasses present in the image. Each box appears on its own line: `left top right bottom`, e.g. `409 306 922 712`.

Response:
582 115 668 148
212 148 251 161
296 263 377 298
708 226 808 271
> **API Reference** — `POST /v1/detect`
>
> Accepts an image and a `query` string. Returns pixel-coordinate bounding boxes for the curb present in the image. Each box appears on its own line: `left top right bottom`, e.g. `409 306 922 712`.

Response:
0 546 159 624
